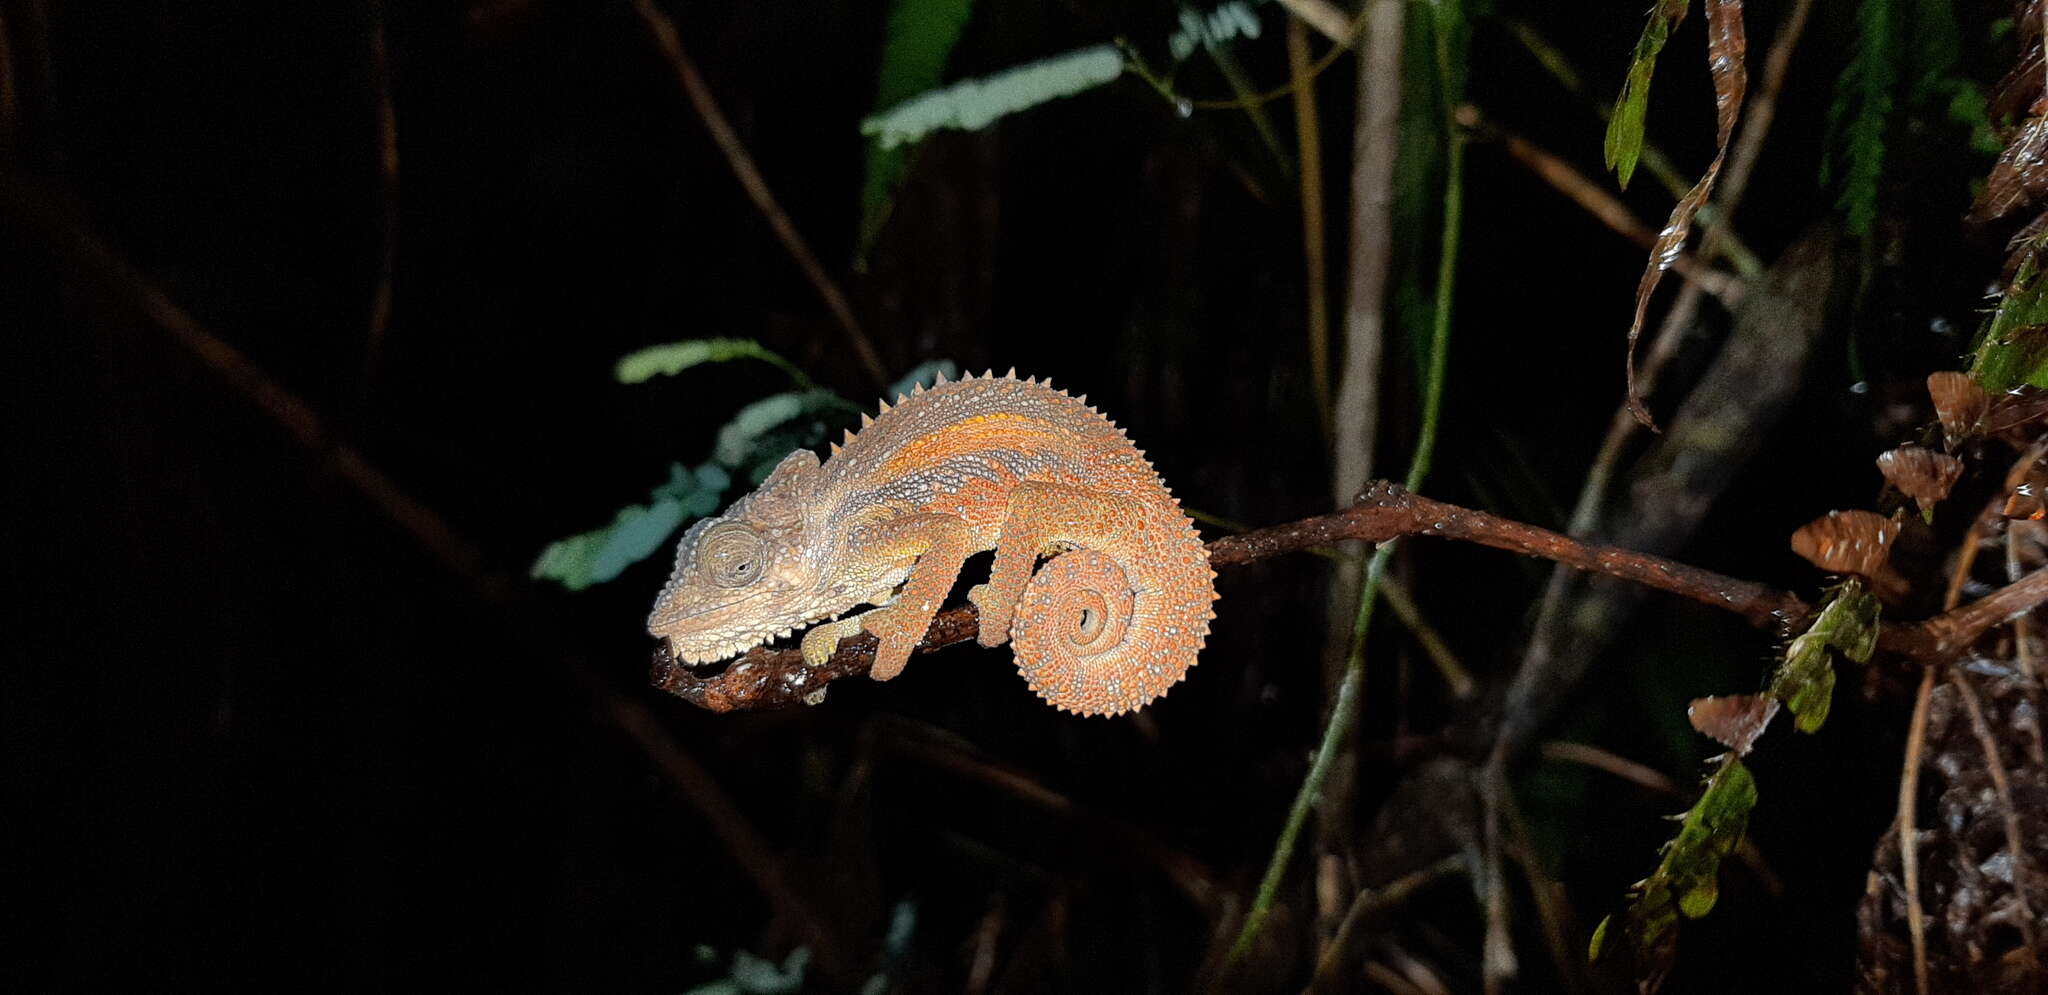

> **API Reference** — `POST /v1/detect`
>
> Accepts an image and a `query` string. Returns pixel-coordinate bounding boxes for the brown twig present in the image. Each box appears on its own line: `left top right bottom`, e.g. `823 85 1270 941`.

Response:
0 172 852 976
1289 16 1332 436
1275 0 1354 46
661 481 2048 712
1463 106 1738 303
1539 741 1677 794
1899 667 1936 995
1947 670 2043 971
630 0 889 389
361 0 399 390
1304 855 1463 994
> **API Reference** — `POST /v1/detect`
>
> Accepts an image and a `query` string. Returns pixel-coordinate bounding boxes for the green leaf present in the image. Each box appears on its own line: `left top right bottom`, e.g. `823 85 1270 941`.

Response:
1768 581 1881 733
615 338 814 390
1593 756 1758 984
530 498 688 591
1604 0 1688 190
856 0 976 261
861 45 1125 151
1825 0 1896 237
1973 250 2048 391
714 390 853 469
886 359 959 399
1167 2 1265 62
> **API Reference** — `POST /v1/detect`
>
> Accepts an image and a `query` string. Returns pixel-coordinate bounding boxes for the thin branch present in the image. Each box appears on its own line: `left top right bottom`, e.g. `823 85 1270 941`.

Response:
662 483 2048 711
1898 667 1936 995
0 172 851 976
1539 741 1677 794
1304 855 1464 994
629 0 889 389
1289 16 1332 436
1947 671 2042 970
361 0 399 390
1462 105 1739 303
1275 0 1354 47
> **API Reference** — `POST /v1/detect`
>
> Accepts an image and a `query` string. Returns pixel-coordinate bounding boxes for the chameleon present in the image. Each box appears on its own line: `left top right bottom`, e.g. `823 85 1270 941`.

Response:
645 370 1217 715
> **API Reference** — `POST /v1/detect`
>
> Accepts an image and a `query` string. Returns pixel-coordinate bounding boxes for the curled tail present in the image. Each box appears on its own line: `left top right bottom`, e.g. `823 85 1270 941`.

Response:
1012 518 1218 716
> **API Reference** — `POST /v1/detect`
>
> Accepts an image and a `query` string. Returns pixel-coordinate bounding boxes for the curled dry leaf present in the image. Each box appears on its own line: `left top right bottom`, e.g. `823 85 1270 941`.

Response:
1875 446 1964 513
1791 510 1899 575
1791 510 1907 601
1984 385 2048 439
1687 694 1779 755
1928 371 1990 446
1621 0 1748 428
1969 116 2048 225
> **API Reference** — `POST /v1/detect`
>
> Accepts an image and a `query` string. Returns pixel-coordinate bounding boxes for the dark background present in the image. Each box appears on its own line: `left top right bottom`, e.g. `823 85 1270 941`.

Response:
1 0 2002 991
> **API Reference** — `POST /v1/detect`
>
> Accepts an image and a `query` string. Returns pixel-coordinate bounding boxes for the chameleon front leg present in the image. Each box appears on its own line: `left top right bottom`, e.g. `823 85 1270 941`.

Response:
968 481 1143 648
800 513 977 681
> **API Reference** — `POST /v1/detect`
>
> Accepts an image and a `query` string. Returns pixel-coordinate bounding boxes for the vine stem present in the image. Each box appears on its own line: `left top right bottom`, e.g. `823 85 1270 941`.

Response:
1223 1 1466 971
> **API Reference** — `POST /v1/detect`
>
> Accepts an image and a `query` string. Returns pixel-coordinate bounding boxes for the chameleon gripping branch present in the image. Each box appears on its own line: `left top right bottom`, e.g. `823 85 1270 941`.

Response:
656 481 2048 712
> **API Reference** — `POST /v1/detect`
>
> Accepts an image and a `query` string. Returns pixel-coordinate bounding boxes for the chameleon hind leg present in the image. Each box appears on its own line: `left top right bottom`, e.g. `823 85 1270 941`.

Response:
967 481 1144 648
799 513 976 681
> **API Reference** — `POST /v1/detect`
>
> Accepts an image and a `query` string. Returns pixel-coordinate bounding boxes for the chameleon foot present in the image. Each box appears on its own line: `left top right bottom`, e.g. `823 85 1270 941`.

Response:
800 615 867 668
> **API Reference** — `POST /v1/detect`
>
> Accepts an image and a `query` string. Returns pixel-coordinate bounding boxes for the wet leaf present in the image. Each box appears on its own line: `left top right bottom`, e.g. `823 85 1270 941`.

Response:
1986 385 2048 440
860 45 1125 150
1621 0 1746 428
1687 694 1779 755
531 498 689 591
1928 371 1990 445
1790 510 1899 578
1875 445 1963 517
1768 581 1882 733
616 338 814 389
1604 0 1689 190
856 0 976 262
714 391 855 469
1970 115 2048 224
1971 250 2048 390
1592 756 1759 992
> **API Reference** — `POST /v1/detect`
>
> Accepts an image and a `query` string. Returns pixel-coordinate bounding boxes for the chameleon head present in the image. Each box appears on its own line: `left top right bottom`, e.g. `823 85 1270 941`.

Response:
647 450 840 664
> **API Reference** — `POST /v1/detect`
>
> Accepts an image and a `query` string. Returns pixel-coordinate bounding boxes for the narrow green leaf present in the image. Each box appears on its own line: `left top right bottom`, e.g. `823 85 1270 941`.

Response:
1604 0 1688 190
616 338 814 389
856 0 977 261
1824 0 1896 237
861 45 1125 151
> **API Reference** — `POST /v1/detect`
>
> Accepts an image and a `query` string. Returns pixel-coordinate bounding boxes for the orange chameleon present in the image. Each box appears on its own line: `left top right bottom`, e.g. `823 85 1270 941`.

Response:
646 370 1217 715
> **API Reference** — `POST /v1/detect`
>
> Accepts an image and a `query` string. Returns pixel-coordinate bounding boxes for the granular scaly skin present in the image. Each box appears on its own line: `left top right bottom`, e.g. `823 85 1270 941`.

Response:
646 371 1218 715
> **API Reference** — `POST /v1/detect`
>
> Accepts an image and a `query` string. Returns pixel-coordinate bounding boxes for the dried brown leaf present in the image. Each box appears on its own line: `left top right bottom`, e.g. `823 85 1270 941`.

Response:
1791 510 1905 600
1970 116 2048 224
1929 371 1990 446
1687 694 1780 755
1623 0 1748 429
1989 43 2045 124
1984 385 2048 439
1876 446 1964 512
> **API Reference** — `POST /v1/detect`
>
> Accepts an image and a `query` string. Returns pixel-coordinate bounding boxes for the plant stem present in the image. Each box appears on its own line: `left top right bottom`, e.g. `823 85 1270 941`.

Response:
1224 0 1467 971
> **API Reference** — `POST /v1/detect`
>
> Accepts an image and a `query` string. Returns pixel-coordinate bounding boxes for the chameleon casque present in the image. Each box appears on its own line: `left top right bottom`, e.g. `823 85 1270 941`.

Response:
646 370 1217 715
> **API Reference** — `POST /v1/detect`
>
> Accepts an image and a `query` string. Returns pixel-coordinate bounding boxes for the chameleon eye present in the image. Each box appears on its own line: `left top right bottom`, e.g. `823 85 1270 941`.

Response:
701 527 767 588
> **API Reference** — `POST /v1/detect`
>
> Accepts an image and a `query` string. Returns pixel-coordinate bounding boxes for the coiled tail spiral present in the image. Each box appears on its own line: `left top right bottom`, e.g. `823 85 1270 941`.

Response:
1011 531 1216 716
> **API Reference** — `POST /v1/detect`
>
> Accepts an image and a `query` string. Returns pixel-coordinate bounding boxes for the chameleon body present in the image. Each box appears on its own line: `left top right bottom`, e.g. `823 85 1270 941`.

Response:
646 371 1217 715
